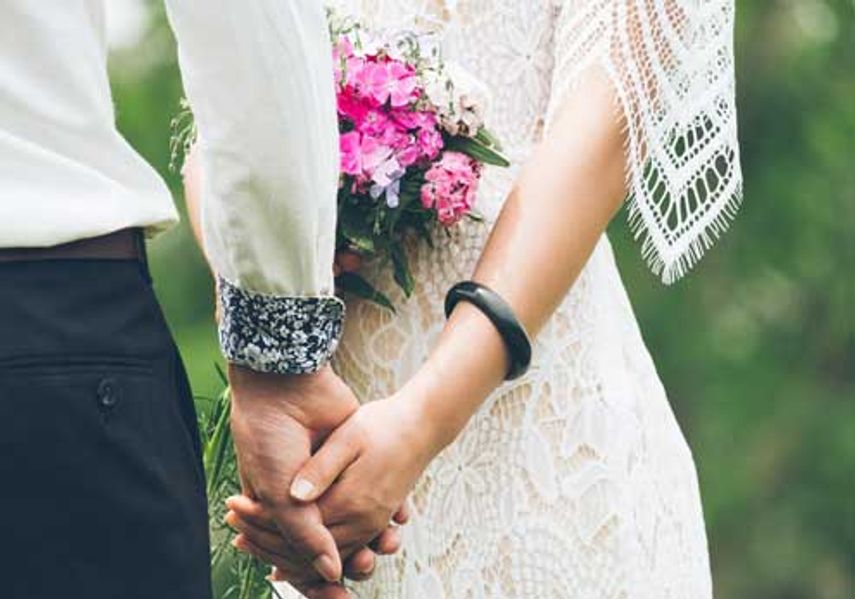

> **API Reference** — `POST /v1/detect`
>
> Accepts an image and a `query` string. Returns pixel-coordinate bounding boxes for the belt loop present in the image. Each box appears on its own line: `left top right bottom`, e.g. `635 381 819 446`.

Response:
134 229 152 284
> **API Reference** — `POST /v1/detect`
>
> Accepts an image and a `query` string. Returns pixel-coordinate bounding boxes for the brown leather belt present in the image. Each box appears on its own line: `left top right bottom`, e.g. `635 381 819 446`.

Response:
0 228 145 263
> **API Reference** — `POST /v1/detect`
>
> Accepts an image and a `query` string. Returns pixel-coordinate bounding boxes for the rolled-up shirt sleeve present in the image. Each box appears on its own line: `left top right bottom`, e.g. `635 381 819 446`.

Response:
164 0 344 374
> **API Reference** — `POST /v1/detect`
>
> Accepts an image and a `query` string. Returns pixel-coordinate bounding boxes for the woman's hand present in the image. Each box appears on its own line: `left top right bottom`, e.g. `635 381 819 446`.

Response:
228 394 441 564
226 371 417 596
287 396 442 555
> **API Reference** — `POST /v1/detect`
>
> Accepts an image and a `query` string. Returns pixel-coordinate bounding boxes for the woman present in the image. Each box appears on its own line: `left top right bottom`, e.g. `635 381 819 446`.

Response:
213 0 742 596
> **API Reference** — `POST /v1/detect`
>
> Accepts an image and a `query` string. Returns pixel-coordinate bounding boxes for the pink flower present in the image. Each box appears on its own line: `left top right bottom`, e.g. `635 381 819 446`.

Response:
388 109 444 158
363 143 394 175
340 131 394 181
354 107 427 166
390 107 437 132
420 151 482 226
339 131 364 176
337 91 370 124
417 127 444 161
361 61 419 107
344 56 371 95
395 139 422 168
358 108 397 140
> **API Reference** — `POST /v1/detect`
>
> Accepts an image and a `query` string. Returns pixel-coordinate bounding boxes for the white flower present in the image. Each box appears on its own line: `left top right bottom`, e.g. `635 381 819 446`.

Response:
369 157 405 208
444 61 491 116
362 34 385 56
428 62 491 137
423 70 455 115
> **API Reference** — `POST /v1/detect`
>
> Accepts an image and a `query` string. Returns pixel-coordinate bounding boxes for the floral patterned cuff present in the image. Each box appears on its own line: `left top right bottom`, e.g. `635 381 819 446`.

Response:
217 277 345 375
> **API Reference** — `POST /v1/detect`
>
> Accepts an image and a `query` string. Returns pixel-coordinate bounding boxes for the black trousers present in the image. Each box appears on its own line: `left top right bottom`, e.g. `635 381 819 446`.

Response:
0 259 212 598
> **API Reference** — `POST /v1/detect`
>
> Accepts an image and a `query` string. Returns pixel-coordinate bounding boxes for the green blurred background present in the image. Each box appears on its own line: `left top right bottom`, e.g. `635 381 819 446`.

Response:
106 1 854 597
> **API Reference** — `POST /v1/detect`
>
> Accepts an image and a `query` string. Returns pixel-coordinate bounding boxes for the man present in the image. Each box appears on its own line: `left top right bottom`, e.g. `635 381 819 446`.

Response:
0 2 387 597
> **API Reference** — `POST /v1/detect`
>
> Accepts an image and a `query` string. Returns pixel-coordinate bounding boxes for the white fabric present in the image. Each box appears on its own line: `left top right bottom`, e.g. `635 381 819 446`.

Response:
272 0 725 596
0 0 339 298
547 0 743 283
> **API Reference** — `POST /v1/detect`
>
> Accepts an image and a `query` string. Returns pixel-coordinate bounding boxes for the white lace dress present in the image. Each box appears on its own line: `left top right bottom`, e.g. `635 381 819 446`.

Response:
280 1 742 597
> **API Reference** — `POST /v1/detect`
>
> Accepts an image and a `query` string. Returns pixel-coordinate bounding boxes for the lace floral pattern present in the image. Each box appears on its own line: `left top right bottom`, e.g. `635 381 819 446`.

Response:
275 0 724 596
217 277 345 374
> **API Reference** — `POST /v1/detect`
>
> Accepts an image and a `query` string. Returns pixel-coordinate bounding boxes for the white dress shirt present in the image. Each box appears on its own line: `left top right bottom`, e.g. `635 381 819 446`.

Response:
0 0 344 374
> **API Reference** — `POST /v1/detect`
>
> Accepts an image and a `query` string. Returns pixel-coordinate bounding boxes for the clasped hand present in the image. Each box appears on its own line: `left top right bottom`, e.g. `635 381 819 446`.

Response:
228 366 442 598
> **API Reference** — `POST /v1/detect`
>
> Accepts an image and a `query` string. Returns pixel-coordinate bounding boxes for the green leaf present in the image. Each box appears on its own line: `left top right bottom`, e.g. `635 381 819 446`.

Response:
202 386 233 501
214 362 228 386
475 127 503 151
340 216 376 253
336 272 396 312
412 219 435 248
445 136 511 167
388 186 424 234
391 245 415 297
399 171 426 195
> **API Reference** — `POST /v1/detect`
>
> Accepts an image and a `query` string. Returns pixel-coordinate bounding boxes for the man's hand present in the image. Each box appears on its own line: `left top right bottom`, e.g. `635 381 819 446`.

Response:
229 393 439 566
225 495 410 587
229 365 360 596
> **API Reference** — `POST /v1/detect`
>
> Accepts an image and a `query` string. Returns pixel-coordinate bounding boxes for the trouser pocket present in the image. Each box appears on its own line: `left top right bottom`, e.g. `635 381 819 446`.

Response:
0 356 212 599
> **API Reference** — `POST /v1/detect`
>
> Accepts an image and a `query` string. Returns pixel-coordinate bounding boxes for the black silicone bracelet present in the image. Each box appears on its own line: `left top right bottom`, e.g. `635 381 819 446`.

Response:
444 281 532 380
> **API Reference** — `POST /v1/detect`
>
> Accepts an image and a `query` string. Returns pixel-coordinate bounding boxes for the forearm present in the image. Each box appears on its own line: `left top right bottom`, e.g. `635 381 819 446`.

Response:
166 0 339 293
406 68 628 451
166 0 342 375
182 145 206 257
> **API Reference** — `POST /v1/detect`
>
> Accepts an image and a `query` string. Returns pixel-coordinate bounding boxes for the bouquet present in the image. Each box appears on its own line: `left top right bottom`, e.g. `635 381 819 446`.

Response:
173 14 508 310
330 14 509 309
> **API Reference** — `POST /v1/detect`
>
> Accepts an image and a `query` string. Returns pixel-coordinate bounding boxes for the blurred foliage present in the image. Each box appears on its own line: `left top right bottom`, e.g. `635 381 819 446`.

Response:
108 1 854 597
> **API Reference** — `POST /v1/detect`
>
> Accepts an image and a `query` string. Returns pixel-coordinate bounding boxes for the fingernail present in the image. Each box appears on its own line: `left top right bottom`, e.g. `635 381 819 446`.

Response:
291 478 315 501
313 554 339 582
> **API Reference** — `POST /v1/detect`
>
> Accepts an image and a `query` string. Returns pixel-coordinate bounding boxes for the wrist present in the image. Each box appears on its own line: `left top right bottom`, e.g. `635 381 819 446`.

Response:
389 389 452 461
229 363 306 417
393 365 482 457
228 364 358 432
400 302 509 453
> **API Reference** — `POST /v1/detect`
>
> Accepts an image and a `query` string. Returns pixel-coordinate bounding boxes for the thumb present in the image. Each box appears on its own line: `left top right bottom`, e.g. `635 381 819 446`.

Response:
291 425 360 503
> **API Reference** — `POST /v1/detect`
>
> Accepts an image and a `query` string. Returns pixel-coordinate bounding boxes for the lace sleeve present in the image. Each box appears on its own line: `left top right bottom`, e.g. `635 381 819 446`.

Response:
547 0 743 283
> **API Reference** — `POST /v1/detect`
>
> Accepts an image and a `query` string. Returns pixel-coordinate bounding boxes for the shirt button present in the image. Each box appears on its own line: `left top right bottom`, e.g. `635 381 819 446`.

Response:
97 378 120 408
